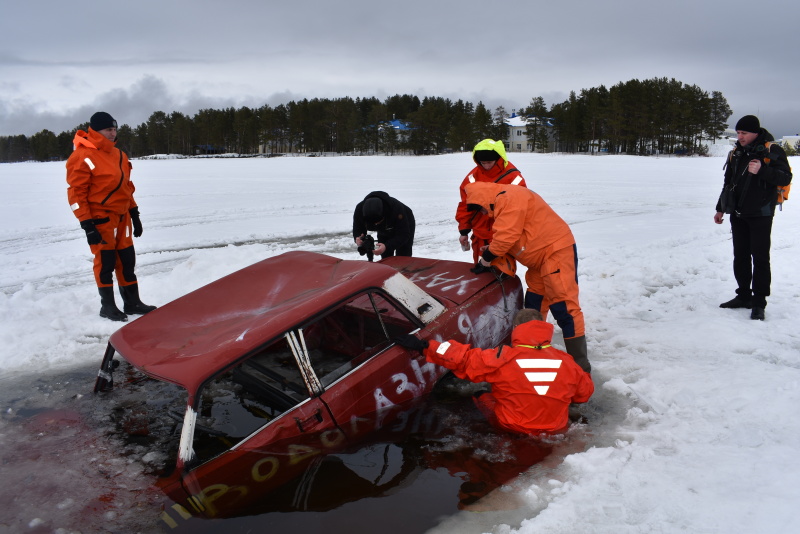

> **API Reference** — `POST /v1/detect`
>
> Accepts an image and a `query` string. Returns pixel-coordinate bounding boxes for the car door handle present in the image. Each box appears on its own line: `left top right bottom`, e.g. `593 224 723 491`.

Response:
294 409 323 433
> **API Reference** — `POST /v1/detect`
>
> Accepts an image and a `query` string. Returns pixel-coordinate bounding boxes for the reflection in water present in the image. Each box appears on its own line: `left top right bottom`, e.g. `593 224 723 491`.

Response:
0 369 589 533
159 376 565 533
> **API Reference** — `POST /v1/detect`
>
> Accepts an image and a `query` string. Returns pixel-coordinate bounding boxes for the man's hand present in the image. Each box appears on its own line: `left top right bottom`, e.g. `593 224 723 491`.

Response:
79 220 102 245
129 207 143 237
714 212 724 224
394 334 428 352
355 234 364 247
748 159 762 175
459 235 469 251
374 242 386 256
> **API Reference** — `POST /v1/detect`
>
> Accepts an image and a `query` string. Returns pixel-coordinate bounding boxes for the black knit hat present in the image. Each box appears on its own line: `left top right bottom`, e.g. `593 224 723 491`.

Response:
474 149 500 162
735 115 760 134
362 197 384 223
90 111 117 131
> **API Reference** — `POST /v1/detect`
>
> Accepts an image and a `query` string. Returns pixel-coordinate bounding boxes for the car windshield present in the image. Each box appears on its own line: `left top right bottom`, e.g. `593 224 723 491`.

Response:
185 290 419 468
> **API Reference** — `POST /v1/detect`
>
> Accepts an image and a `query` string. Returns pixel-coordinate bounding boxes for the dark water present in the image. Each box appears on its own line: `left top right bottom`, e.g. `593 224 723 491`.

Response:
0 365 592 534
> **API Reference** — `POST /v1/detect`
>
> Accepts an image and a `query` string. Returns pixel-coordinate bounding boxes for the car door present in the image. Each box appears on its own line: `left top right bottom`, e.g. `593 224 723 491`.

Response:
303 290 448 441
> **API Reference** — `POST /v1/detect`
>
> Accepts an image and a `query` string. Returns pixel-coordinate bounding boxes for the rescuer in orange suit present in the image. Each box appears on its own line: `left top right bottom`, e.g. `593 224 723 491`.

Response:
395 308 593 435
66 111 156 322
464 181 590 373
456 139 526 263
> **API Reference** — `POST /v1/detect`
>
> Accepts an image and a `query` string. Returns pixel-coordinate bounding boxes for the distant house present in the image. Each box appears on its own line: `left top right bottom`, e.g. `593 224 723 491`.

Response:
382 118 413 143
778 135 800 150
505 114 528 152
504 112 555 152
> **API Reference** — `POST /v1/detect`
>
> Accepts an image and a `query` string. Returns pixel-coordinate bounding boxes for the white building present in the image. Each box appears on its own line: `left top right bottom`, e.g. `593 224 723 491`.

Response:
505 114 530 152
504 112 556 153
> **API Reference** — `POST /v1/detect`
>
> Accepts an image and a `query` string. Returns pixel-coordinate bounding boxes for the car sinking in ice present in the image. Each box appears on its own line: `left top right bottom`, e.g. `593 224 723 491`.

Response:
93 251 522 523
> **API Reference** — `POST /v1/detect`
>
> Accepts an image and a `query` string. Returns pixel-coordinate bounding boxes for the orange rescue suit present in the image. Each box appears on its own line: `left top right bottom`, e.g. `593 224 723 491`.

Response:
465 182 584 339
66 128 138 288
423 320 594 434
67 129 136 221
456 159 526 262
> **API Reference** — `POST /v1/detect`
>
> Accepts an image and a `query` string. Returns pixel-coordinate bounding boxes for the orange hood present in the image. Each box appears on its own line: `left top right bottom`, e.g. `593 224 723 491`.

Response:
464 182 504 218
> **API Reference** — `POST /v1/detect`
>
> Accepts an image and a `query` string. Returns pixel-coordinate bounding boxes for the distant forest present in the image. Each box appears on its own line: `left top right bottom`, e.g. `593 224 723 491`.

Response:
1 77 735 163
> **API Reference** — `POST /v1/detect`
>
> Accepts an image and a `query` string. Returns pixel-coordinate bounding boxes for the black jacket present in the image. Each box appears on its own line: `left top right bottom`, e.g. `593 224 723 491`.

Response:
716 129 793 217
353 191 415 256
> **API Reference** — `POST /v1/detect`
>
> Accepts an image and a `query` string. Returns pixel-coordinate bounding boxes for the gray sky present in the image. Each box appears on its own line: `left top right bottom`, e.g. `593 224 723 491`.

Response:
2 0 799 139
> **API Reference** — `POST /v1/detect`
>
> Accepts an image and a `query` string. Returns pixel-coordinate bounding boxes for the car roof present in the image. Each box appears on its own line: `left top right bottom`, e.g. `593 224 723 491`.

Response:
109 251 446 393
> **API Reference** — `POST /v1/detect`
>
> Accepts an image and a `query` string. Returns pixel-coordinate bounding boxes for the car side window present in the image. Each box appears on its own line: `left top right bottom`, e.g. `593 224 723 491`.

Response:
187 334 316 461
303 291 417 387
191 359 308 467
188 291 418 467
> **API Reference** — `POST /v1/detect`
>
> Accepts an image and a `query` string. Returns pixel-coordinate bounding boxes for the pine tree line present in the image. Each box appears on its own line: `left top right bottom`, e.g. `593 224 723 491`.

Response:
0 78 744 163
544 78 732 155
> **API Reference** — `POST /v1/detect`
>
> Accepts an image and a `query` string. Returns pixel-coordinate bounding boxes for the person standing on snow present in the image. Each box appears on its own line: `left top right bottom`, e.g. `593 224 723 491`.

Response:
66 111 157 322
394 308 593 435
465 181 590 374
714 115 792 321
352 191 416 259
456 139 526 263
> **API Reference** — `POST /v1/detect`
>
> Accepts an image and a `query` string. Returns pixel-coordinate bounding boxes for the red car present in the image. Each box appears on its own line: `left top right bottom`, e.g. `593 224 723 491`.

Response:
94 251 522 524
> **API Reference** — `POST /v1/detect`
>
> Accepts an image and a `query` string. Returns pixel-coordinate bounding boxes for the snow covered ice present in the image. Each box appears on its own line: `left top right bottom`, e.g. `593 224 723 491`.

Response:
1 148 799 533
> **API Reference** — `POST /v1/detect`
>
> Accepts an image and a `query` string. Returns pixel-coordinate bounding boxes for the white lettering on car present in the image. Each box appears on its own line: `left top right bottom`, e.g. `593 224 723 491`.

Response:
373 387 397 412
392 372 422 397
457 291 519 348
404 270 474 296
410 358 439 389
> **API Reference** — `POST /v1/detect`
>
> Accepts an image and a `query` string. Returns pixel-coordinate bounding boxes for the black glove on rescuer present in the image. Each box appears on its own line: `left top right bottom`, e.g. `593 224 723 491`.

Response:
80 220 102 245
394 334 429 352
470 262 490 274
129 207 143 238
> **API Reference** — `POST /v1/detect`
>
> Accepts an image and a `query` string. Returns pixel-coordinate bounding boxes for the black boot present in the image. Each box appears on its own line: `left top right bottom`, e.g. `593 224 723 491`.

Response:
719 296 752 309
750 297 766 321
120 284 157 315
98 286 127 322
564 335 591 374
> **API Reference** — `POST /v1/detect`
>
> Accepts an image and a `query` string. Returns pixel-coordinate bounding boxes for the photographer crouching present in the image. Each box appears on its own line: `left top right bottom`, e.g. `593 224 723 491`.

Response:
353 191 416 261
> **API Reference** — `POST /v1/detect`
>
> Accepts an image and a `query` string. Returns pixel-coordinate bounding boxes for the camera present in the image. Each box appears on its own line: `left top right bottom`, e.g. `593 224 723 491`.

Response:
357 234 375 262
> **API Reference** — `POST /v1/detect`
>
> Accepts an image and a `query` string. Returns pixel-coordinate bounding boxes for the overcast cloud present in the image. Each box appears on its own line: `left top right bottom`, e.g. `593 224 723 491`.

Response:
2 0 798 138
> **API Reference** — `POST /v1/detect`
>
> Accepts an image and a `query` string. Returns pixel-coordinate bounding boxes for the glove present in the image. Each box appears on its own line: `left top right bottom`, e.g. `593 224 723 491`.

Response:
394 334 428 352
470 262 490 274
129 207 143 237
79 220 102 245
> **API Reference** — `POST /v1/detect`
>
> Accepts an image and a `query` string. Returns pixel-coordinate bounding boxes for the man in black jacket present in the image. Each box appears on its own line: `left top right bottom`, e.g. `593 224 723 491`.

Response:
714 115 793 320
353 191 415 259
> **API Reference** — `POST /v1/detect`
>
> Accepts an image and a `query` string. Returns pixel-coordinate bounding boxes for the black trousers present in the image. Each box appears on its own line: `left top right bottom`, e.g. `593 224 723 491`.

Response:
378 211 416 258
729 214 773 307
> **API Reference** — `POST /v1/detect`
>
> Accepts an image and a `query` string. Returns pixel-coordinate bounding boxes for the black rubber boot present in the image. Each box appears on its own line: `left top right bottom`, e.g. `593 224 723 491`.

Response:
119 284 157 315
98 286 127 322
564 335 591 374
750 307 765 321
